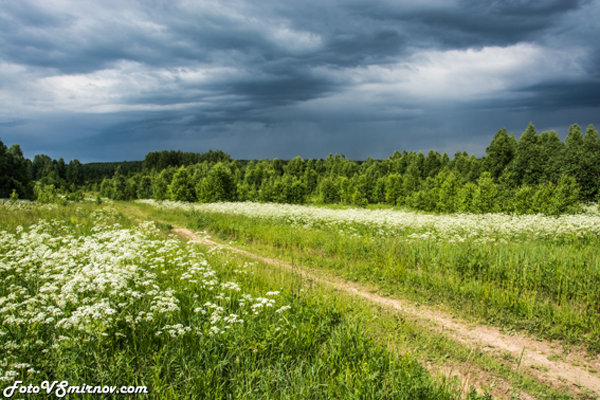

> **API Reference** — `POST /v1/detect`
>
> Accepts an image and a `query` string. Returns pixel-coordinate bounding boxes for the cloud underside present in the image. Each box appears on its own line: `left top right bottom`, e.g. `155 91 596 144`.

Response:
1 0 599 161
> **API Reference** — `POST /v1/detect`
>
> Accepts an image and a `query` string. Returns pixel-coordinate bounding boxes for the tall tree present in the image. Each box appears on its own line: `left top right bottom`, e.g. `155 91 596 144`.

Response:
111 167 128 200
137 175 153 199
474 172 499 213
153 168 175 200
484 128 517 179
198 162 236 202
385 173 403 205
66 159 83 186
424 150 442 178
538 130 564 183
319 176 340 203
563 123 584 180
508 122 544 185
169 167 196 202
32 154 53 180
285 156 305 178
402 161 421 199
0 140 10 197
580 124 600 200
4 144 31 198
437 169 460 212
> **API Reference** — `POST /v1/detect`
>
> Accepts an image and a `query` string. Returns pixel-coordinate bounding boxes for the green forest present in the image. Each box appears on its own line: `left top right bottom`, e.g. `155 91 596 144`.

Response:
2 122 599 215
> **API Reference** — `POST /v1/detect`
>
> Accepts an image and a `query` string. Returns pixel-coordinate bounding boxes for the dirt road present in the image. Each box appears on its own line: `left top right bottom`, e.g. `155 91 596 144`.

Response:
174 227 600 399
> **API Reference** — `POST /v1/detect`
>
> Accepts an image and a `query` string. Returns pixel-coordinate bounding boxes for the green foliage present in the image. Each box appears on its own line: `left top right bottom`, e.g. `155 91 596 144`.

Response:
188 206 600 353
563 123 584 179
408 189 432 211
143 149 230 170
1 203 479 400
0 141 32 199
457 182 477 213
168 166 196 202
503 176 581 215
303 168 319 194
530 176 581 215
551 175 581 214
273 175 307 204
473 172 499 213
424 150 442 177
384 173 402 205
80 160 143 184
530 182 555 214
436 170 459 212
510 186 534 214
198 162 236 202
319 176 340 203
66 159 83 186
338 176 353 204
137 175 153 199
66 190 84 202
99 178 114 199
3 121 600 214
153 168 174 200
580 124 600 200
285 156 305 178
352 174 370 205
402 162 420 198
373 176 386 203
539 130 563 182
32 154 53 181
33 182 58 203
351 188 368 207
508 122 545 186
110 167 128 200
484 128 516 179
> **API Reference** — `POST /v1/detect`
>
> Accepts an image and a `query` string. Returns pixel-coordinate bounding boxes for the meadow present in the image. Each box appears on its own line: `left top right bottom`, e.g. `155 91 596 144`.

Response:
3 199 600 399
0 201 487 399
138 200 600 353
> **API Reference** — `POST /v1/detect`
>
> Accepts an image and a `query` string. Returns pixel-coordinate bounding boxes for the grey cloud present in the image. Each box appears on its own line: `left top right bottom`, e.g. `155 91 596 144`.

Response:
517 81 600 110
359 0 589 48
1 0 599 161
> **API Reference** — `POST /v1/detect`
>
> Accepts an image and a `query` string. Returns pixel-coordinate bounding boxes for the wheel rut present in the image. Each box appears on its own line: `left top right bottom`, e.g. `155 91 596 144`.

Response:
173 227 600 399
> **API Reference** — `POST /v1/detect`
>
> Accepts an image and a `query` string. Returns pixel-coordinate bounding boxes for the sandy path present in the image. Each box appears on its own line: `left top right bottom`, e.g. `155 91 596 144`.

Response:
174 227 600 398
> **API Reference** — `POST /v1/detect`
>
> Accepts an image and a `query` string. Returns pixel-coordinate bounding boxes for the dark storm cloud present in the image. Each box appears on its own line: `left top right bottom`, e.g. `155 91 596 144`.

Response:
349 0 588 49
1 0 599 161
1 3 122 73
230 70 338 107
517 81 600 110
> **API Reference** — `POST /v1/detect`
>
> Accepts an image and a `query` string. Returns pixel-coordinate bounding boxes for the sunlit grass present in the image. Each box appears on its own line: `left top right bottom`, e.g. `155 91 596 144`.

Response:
137 200 600 352
0 202 481 399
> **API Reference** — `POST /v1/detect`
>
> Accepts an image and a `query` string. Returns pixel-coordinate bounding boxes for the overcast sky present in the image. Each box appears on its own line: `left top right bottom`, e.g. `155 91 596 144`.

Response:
1 0 599 161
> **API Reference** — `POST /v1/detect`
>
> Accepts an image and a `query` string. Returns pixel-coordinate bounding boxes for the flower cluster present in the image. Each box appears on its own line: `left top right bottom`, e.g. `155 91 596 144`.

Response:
139 200 600 241
0 211 292 383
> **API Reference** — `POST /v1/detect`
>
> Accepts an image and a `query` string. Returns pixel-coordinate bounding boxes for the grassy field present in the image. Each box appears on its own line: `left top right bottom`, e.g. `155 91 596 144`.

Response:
0 201 490 399
135 200 600 353
3 199 600 399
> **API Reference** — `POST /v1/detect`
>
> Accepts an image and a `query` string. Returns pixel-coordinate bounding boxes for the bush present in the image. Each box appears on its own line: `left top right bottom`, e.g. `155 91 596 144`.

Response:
33 182 58 203
319 177 340 203
66 190 84 202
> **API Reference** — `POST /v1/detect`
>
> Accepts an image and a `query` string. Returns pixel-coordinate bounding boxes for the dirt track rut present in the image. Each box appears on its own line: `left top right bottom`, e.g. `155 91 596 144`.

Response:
174 227 600 399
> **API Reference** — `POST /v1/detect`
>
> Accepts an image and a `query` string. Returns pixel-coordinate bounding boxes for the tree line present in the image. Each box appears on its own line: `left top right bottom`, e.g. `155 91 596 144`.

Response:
2 122 599 215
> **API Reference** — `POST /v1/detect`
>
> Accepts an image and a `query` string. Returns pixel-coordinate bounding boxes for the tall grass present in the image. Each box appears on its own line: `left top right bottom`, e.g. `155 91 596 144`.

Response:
175 209 600 352
0 202 479 399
